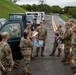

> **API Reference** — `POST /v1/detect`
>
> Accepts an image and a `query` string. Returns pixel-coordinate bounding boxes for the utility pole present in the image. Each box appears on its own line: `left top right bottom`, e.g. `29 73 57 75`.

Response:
38 0 46 11
38 0 46 4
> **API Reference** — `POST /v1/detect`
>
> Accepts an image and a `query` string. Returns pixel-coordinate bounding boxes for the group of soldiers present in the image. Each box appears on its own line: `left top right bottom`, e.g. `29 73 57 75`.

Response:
0 20 47 75
0 18 76 75
49 19 76 73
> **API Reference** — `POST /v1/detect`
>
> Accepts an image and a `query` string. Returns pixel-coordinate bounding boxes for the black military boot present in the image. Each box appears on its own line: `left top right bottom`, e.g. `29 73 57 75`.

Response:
34 48 39 57
49 50 55 56
41 49 44 57
57 48 61 57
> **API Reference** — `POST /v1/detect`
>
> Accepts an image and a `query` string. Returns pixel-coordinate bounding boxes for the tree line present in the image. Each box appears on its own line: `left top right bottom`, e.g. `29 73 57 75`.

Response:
19 4 76 19
6 0 76 19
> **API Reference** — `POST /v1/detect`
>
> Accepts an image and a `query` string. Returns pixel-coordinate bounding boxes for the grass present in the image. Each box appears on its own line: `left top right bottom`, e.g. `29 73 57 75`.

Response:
60 15 69 22
60 14 76 24
0 0 27 20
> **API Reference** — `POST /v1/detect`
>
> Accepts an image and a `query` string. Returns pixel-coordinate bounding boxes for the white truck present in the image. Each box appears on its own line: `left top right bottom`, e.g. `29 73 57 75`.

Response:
41 12 45 21
26 12 41 26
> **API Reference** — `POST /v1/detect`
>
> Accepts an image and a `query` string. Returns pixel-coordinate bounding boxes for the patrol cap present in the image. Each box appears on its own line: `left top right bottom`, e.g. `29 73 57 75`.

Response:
1 32 9 38
69 19 74 23
65 22 70 26
72 25 76 30
57 24 62 28
26 23 31 27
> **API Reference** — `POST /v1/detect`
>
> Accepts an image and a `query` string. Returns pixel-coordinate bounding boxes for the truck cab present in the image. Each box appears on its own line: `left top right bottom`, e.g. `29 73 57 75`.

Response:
0 13 27 60
26 12 41 26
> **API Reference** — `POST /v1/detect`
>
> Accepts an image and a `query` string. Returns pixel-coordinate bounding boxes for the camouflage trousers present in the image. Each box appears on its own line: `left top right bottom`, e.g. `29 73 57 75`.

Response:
2 68 11 75
64 44 70 59
2 71 11 75
21 48 31 74
36 40 45 55
23 55 31 73
52 41 58 53
72 47 76 66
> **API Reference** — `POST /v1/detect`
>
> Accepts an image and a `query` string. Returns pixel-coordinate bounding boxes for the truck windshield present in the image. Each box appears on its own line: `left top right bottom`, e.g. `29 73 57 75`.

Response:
9 15 23 20
26 16 33 21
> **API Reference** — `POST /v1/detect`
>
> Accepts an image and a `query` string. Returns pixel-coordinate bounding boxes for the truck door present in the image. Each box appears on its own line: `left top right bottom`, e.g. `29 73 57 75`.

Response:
0 21 24 60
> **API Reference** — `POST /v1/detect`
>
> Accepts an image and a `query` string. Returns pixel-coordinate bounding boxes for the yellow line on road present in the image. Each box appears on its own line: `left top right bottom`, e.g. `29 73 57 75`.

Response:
52 16 57 32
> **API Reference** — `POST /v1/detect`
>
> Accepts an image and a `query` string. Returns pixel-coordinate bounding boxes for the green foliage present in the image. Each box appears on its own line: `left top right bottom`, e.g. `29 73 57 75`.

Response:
0 0 27 20
60 15 69 22
51 6 62 13
72 13 76 19
20 4 62 14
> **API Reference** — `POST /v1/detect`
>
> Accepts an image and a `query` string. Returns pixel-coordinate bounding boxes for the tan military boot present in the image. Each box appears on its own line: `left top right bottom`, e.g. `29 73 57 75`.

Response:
34 55 39 57
13 65 19 69
27 72 32 75
23 73 27 75
31 56 35 59
64 59 71 65
71 66 76 69
73 69 76 73
61 58 66 62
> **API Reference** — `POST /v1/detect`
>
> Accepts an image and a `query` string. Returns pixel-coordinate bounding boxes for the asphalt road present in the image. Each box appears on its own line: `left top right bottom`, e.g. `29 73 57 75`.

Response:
53 14 65 32
12 15 74 75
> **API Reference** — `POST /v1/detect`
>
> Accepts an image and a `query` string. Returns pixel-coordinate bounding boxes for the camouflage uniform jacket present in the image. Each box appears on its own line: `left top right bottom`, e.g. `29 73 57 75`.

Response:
61 29 72 46
20 37 33 55
71 33 76 47
36 26 47 40
0 41 14 68
10 27 20 38
55 29 64 37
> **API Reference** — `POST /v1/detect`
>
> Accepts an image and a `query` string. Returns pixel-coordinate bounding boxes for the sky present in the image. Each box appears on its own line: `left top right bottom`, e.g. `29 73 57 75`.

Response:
16 0 76 8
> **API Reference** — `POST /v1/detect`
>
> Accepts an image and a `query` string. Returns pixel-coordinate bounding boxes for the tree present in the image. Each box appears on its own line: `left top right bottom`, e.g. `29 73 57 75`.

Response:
51 6 62 13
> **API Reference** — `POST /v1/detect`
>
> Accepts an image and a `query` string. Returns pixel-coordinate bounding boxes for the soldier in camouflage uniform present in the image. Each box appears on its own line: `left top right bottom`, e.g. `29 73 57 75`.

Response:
24 23 35 59
0 32 14 75
49 25 64 57
69 19 75 28
20 32 33 75
60 22 72 65
10 26 20 38
34 21 47 57
0 48 6 75
0 61 5 75
71 25 76 73
69 19 75 60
